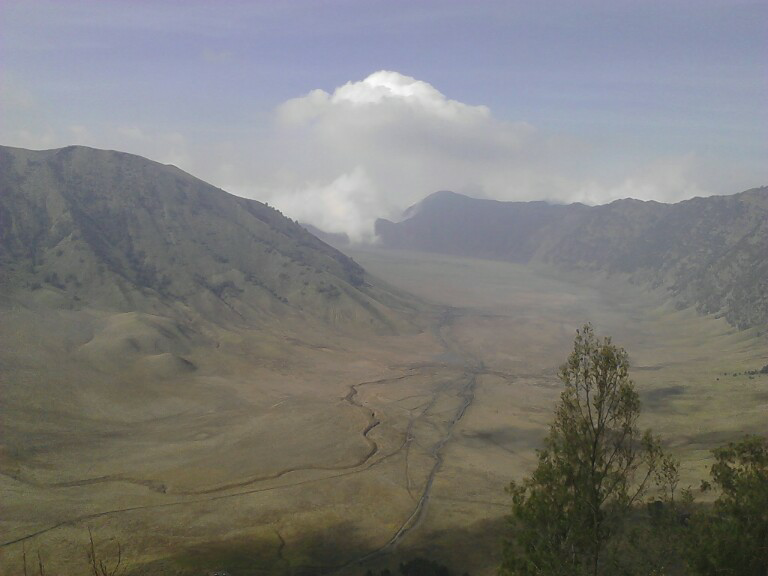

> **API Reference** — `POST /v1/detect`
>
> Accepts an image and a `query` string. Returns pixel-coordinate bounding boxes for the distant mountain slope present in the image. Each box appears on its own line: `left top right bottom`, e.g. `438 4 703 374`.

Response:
0 147 433 567
0 145 413 331
375 189 768 329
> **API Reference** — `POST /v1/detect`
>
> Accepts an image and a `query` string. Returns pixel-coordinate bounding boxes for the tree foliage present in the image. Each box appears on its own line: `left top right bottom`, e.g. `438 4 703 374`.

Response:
501 324 664 576
687 435 768 575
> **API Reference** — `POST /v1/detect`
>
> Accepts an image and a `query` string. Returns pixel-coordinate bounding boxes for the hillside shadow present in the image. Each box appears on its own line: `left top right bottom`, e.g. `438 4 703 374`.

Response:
123 516 509 576
641 385 686 410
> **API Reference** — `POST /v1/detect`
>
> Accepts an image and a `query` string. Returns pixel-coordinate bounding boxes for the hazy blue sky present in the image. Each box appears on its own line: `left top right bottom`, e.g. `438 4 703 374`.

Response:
2 1 766 238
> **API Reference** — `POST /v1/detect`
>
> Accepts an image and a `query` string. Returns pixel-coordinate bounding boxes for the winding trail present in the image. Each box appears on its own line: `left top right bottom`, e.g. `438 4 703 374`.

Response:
0 368 438 549
0 435 414 548
2 373 423 498
355 372 478 565
340 307 486 569
1 305 492 573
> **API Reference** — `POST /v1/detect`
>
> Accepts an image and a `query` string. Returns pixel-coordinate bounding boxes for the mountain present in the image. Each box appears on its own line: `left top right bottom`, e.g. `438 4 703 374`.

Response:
0 143 426 449
0 146 436 571
375 189 768 329
0 145 413 331
300 222 351 248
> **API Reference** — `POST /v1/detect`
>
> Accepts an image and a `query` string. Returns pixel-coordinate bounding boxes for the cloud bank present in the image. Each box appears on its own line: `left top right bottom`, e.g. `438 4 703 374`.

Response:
260 71 544 240
3 69 759 242
255 71 719 240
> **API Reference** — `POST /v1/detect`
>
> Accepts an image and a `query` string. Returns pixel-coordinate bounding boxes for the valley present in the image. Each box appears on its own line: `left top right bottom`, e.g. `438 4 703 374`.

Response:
2 246 765 575
4 2 766 572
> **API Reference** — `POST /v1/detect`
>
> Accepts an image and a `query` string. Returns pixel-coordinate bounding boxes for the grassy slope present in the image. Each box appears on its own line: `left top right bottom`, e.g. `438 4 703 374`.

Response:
0 146 437 572
1 246 765 575
1 148 765 575
375 188 768 330
345 248 767 575
0 145 420 332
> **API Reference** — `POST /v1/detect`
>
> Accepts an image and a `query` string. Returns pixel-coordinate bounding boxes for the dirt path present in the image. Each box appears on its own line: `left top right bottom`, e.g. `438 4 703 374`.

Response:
341 307 485 569
1 306 487 574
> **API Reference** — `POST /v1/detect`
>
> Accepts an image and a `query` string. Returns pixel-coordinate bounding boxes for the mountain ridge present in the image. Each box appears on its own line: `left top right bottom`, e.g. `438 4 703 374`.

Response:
0 144 418 332
376 187 768 329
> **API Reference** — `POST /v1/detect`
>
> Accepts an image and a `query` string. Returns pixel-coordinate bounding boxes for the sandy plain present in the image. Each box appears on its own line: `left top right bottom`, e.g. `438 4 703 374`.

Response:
1 248 766 575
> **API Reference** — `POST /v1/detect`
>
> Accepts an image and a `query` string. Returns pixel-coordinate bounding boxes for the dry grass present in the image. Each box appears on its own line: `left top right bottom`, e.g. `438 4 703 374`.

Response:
1 248 765 575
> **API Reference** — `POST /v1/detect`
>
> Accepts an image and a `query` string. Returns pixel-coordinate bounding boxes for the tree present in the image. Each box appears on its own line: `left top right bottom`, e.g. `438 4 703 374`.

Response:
501 324 664 576
687 435 768 576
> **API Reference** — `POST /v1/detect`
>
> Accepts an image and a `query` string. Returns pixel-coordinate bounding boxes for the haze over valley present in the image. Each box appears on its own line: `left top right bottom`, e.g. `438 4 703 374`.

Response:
1 145 766 575
1 3 766 575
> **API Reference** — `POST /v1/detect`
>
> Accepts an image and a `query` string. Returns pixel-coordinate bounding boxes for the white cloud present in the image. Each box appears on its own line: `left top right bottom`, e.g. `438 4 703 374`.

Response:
330 70 491 121
277 71 491 124
271 167 380 243
263 70 549 235
572 154 710 205
3 69 754 242
257 71 742 239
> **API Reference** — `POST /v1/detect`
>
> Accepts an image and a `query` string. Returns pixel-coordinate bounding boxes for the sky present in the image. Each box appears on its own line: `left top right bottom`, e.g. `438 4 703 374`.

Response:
2 1 766 240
